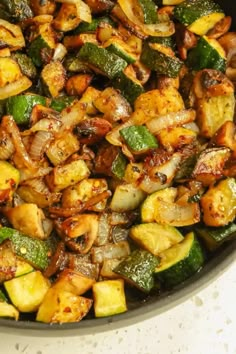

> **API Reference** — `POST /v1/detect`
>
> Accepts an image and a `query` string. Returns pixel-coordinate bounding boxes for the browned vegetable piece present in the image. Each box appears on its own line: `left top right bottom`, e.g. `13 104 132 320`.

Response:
91 241 130 264
193 69 235 138
53 268 96 295
53 4 81 32
17 179 60 209
45 159 90 192
212 121 236 158
46 131 80 166
94 142 121 176
0 241 17 283
30 0 56 15
94 87 132 123
65 74 93 96
0 19 25 50
79 86 101 115
0 58 22 88
36 287 93 323
73 117 112 145
157 127 197 151
175 23 197 60
57 214 98 254
62 178 108 211
207 16 232 39
3 203 53 240
84 0 114 15
41 60 66 97
63 34 98 50
192 147 231 186
43 242 67 278
200 178 236 227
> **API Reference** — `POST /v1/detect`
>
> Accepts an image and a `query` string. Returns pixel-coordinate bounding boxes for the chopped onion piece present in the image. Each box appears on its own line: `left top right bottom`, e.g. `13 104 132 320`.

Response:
146 109 196 134
0 130 14 160
29 131 53 160
91 241 130 264
22 118 62 135
53 43 68 61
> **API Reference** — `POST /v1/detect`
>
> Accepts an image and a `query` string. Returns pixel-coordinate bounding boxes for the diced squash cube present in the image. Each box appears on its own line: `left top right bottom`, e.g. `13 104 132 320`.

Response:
4 271 50 312
93 279 127 317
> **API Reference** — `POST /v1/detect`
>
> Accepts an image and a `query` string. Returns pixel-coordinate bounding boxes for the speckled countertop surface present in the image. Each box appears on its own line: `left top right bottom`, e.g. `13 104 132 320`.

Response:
1 261 236 354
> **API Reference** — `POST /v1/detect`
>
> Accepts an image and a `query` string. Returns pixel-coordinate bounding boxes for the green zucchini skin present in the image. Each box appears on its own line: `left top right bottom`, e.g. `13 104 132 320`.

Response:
12 53 37 79
112 72 144 105
155 233 205 288
28 36 52 68
111 151 127 179
78 43 128 79
120 125 158 153
6 94 47 125
1 0 33 22
114 249 159 292
74 16 116 34
187 37 226 72
141 42 183 77
173 0 223 26
196 223 236 251
0 227 52 271
148 36 175 49
138 0 158 24
106 42 136 64
50 96 75 112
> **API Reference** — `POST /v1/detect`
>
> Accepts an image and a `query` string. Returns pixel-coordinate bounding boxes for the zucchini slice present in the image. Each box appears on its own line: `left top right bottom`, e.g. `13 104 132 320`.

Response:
187 36 226 72
112 70 145 104
129 223 184 255
6 93 47 125
155 232 204 287
141 42 183 77
0 227 53 271
174 0 225 36
137 0 158 24
105 38 137 64
114 249 159 292
196 223 236 251
78 43 128 79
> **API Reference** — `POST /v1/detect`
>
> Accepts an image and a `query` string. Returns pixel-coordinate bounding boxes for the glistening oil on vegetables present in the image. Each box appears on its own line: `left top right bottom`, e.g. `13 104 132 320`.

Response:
0 0 235 324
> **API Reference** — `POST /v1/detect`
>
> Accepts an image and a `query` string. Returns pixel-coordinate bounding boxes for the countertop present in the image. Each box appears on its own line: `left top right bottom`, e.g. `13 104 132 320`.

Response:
1 261 236 354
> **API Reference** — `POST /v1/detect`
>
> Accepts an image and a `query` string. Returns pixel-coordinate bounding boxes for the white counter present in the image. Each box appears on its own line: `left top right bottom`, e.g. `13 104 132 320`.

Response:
1 261 236 354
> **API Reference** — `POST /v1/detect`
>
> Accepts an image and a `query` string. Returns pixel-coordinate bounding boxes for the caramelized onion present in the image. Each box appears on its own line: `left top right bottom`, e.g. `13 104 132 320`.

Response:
29 131 53 160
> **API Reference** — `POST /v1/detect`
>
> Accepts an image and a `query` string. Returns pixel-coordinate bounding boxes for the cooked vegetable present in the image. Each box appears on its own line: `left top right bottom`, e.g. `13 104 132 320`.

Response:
200 178 236 227
187 36 226 72
174 0 225 36
155 232 205 287
129 223 184 255
0 227 53 270
0 0 235 325
141 42 183 77
4 271 50 312
6 94 46 125
114 249 159 292
93 279 127 317
196 223 236 251
78 42 128 79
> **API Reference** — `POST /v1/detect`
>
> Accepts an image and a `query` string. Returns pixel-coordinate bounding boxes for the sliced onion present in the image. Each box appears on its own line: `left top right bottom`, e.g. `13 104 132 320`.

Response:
0 76 32 100
19 166 53 181
146 109 196 134
0 130 14 160
95 212 111 246
118 0 175 37
53 43 67 61
22 118 62 135
1 115 37 170
183 121 200 133
0 19 25 49
91 241 130 264
29 131 53 160
61 100 87 129
140 153 182 194
112 226 129 243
